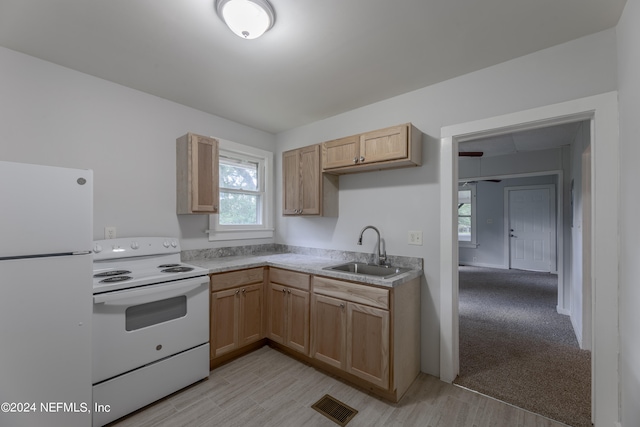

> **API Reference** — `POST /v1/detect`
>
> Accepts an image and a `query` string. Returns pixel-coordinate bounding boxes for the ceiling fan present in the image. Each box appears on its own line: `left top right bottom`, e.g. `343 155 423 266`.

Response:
460 179 502 185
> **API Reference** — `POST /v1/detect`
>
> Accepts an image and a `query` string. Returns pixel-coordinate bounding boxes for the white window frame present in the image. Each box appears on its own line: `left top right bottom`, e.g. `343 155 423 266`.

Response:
208 139 274 241
458 183 477 248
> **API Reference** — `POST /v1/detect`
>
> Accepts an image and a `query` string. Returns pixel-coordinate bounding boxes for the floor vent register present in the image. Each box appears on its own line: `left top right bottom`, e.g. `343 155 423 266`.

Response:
311 394 358 426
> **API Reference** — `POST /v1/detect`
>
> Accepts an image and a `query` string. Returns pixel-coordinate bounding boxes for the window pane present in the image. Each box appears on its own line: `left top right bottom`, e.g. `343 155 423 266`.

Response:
458 217 471 241
458 189 471 204
220 157 258 191
458 203 471 216
220 192 259 225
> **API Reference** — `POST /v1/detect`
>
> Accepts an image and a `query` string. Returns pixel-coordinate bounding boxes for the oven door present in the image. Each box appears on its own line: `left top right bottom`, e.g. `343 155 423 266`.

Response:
92 276 209 384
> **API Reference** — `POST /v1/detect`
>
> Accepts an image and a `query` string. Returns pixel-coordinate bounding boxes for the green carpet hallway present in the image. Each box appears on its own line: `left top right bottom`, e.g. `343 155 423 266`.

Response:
454 266 591 427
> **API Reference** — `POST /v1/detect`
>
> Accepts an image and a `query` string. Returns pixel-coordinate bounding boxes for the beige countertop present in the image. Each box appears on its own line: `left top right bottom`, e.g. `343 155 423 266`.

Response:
186 253 422 288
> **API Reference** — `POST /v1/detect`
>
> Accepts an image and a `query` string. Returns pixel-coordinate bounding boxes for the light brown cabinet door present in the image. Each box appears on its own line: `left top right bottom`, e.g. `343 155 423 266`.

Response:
267 283 286 345
282 145 322 216
299 145 321 215
210 288 240 358
286 288 310 355
346 302 390 389
359 125 408 165
239 283 263 347
282 149 300 215
322 135 359 169
311 294 346 370
177 133 219 214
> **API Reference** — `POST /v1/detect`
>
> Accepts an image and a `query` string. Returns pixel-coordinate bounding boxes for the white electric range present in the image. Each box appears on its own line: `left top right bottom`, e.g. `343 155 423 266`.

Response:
91 237 210 427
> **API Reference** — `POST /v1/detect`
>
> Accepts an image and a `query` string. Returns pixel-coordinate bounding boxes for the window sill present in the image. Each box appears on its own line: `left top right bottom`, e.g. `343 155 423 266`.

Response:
207 228 274 242
458 242 478 248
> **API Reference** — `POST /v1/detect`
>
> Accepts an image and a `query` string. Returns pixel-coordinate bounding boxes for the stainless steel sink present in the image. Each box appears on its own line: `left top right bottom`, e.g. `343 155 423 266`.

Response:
323 262 411 279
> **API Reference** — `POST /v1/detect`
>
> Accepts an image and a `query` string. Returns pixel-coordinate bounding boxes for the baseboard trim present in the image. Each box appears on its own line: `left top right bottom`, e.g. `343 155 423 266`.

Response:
556 306 571 316
459 262 508 269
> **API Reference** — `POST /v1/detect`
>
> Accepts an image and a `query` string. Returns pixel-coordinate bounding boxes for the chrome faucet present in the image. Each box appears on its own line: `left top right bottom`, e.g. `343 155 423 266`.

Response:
357 225 387 266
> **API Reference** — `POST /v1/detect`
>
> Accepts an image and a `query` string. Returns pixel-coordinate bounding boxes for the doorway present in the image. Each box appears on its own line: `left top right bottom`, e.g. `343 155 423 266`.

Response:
439 92 620 427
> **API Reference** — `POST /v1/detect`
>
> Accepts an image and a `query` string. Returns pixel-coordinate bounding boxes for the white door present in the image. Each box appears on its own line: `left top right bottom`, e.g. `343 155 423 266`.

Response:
507 186 555 272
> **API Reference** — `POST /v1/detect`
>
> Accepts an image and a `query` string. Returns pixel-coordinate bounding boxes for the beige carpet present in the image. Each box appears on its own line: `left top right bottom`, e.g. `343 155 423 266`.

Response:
454 266 591 427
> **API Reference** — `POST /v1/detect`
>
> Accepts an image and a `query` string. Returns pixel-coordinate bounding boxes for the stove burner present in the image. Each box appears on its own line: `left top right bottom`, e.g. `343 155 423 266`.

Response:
94 270 132 278
161 266 194 273
158 264 181 268
99 276 132 283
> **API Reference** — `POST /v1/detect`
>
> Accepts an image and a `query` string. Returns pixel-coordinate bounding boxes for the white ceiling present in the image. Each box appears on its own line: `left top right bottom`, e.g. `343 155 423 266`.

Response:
459 121 585 157
0 0 626 134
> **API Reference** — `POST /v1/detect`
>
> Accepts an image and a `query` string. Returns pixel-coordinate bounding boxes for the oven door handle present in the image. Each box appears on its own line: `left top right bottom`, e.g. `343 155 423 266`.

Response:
93 278 208 306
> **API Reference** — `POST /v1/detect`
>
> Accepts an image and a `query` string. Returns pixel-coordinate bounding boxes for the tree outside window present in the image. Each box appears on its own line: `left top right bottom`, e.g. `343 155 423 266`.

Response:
219 155 261 225
208 140 273 241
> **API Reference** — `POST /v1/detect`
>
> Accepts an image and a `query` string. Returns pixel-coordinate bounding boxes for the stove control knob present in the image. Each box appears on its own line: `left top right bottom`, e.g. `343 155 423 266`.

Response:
93 244 102 253
163 240 170 248
130 241 139 250
171 240 178 248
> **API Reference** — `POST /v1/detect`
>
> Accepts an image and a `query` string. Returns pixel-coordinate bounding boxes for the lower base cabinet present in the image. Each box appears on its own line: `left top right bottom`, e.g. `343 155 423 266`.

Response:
311 294 346 369
210 268 265 362
267 268 310 355
209 266 420 402
311 293 390 388
346 301 390 388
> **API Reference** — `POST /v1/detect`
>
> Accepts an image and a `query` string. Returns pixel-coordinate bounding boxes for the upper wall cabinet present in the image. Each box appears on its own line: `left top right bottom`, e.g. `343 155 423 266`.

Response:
283 144 338 217
322 123 422 174
176 133 219 214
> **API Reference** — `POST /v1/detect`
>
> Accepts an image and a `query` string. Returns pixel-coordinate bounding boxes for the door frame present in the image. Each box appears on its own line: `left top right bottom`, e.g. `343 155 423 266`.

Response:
504 184 557 272
439 92 619 427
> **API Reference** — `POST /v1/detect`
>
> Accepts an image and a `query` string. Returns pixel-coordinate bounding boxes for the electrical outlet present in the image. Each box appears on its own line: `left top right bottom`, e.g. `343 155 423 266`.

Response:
104 226 117 239
408 230 423 246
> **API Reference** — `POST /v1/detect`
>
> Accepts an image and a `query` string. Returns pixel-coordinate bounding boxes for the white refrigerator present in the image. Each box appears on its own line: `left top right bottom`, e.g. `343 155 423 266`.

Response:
0 161 93 427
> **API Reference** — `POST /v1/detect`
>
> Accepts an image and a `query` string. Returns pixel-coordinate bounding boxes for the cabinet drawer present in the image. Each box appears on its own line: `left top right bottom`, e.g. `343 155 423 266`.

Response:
269 268 310 291
312 276 389 310
210 268 264 292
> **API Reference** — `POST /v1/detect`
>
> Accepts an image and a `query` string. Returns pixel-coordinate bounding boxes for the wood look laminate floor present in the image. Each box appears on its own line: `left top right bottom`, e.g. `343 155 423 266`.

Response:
109 346 569 427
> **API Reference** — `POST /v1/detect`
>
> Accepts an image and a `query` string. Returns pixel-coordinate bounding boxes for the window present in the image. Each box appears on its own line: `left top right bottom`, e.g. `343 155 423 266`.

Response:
458 184 477 247
208 140 273 241
219 154 261 226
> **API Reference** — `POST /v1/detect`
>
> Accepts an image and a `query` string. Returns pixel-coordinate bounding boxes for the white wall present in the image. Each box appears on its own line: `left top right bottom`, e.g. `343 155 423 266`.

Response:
459 174 556 269
276 29 618 375
0 47 277 251
616 0 640 425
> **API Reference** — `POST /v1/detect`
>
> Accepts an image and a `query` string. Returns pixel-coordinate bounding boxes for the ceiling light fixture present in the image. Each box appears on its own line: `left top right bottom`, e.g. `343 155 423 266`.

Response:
215 0 275 40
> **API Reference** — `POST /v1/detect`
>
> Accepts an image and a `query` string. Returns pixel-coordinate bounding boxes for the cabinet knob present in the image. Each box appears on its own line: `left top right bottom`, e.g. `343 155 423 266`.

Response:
359 156 365 162
242 288 246 294
287 289 291 294
340 303 345 308
235 290 239 295
282 289 286 294
353 157 358 163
